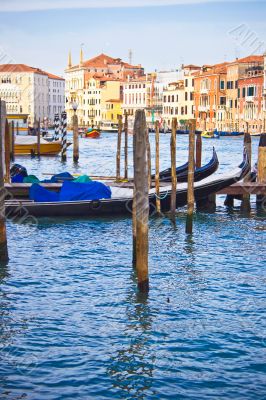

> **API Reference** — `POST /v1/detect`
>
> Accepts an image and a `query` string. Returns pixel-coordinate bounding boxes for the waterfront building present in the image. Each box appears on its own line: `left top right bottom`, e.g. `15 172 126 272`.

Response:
65 51 144 125
263 53 266 119
46 72 65 123
162 65 200 129
0 64 64 127
238 64 264 133
194 63 228 131
224 55 264 132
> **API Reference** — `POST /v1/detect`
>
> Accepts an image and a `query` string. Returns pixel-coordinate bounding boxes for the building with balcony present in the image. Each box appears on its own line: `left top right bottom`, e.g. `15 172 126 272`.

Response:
65 51 144 125
194 63 228 131
238 65 264 134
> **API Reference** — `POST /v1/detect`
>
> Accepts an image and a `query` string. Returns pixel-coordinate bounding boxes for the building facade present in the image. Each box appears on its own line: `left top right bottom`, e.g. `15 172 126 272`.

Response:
65 51 143 125
0 64 65 126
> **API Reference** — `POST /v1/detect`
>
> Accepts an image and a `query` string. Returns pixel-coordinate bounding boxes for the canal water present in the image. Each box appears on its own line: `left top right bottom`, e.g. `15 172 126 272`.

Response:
0 134 265 399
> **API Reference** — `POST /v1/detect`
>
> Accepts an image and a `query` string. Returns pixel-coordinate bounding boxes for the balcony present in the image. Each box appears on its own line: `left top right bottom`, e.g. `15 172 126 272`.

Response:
245 96 255 102
198 105 210 112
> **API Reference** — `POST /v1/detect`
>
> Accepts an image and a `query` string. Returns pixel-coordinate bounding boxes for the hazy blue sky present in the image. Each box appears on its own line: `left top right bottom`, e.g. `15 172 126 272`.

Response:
0 0 265 76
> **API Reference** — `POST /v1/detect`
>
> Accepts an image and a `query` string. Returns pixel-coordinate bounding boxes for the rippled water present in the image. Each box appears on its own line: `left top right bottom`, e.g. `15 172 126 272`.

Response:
0 134 265 399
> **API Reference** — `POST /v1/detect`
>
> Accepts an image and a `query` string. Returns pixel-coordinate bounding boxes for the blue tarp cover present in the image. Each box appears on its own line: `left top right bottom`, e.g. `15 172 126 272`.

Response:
29 181 112 202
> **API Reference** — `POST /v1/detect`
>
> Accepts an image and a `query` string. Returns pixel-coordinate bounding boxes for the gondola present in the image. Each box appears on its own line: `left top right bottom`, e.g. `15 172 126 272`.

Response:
5 150 249 219
153 147 218 183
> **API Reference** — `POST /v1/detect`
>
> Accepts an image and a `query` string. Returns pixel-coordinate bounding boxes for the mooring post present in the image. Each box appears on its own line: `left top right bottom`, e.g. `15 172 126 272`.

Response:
186 119 196 234
37 118 41 158
124 112 128 180
16 122 19 136
73 112 79 163
61 111 67 162
116 115 122 181
171 118 177 217
195 131 202 169
257 133 266 206
133 109 149 292
132 130 136 267
155 120 161 215
4 120 10 182
10 121 15 162
0 101 9 262
146 126 151 189
54 113 59 141
241 123 252 212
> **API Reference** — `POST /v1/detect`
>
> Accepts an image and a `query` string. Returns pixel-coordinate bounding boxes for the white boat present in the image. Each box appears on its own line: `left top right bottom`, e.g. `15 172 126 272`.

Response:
100 121 119 133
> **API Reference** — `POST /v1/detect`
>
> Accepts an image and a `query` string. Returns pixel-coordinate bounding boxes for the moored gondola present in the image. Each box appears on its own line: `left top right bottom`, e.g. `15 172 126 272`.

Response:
155 147 218 183
5 150 249 219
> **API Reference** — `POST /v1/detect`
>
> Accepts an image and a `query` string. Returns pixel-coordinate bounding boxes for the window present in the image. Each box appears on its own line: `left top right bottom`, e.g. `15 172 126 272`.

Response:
242 87 246 97
220 80 225 90
185 106 187 115
190 92 194 101
220 97 226 105
172 95 174 102
185 92 188 101
247 86 255 96
185 79 188 87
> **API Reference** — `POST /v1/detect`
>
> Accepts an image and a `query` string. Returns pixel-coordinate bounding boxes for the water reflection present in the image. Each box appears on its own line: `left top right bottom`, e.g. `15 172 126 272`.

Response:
107 271 156 399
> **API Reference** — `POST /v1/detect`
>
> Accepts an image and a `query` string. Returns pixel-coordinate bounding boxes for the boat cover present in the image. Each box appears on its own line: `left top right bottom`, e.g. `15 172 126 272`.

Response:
29 181 112 202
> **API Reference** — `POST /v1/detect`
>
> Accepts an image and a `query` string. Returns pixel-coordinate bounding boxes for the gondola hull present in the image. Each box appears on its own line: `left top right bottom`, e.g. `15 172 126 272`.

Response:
5 151 249 219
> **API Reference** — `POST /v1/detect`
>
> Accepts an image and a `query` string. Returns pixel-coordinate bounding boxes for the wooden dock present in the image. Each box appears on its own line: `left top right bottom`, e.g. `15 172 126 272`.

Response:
218 182 266 196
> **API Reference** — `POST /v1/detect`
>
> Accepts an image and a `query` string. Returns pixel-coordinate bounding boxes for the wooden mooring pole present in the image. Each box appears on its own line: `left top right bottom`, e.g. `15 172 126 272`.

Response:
241 123 252 212
124 112 128 180
116 116 122 181
257 133 266 206
73 112 79 163
0 101 9 262
4 120 10 183
10 121 15 162
155 120 161 215
37 118 41 158
133 110 149 292
195 131 202 169
146 126 151 189
186 119 196 234
171 118 177 217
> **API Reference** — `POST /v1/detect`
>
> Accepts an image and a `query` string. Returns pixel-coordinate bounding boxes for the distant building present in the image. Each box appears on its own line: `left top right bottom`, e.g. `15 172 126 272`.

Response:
65 51 144 125
194 63 228 131
162 65 200 129
238 64 264 133
0 64 65 126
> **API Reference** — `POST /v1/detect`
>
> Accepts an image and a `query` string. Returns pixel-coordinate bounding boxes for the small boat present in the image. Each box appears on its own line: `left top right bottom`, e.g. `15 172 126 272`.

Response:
14 136 71 156
85 128 101 139
201 131 219 139
218 131 244 137
154 148 219 183
100 121 119 133
5 150 249 218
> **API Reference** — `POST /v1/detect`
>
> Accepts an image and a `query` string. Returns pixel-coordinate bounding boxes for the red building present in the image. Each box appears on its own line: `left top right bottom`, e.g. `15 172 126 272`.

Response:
238 65 264 133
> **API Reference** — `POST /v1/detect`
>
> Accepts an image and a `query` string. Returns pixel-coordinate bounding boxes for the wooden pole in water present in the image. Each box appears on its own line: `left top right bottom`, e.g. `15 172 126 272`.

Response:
4 120 10 183
124 112 128 180
146 127 151 189
116 116 122 181
186 119 196 234
16 122 19 136
73 112 79 163
155 120 161 215
195 131 202 169
241 122 252 212
0 101 9 262
257 133 266 206
171 118 177 217
132 129 136 267
10 121 15 162
133 109 149 292
37 118 41 158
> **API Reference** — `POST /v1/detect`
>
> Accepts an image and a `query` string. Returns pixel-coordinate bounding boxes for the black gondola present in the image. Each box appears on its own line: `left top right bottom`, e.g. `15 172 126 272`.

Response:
152 147 218 182
5 150 249 219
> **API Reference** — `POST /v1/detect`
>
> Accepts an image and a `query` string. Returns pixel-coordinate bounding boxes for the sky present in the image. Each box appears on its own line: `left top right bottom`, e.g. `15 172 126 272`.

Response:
0 0 265 76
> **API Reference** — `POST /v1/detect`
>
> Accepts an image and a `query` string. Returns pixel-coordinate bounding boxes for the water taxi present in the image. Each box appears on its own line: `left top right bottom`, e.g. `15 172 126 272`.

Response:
100 121 118 133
